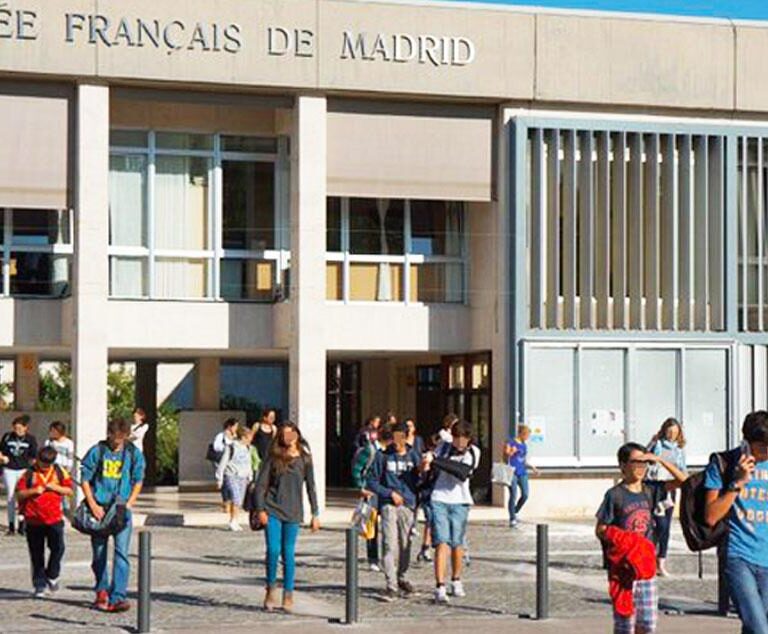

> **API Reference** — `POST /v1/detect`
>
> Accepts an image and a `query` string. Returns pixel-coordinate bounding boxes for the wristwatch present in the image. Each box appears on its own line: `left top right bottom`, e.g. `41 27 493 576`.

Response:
727 482 743 493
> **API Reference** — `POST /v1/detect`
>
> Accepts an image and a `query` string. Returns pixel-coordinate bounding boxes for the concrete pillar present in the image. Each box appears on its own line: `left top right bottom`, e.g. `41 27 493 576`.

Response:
492 108 514 507
14 353 39 411
289 95 327 512
194 358 220 410
136 360 158 484
72 84 110 462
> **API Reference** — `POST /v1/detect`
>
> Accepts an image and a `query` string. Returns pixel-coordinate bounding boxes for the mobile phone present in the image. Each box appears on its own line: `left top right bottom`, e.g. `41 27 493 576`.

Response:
741 440 753 458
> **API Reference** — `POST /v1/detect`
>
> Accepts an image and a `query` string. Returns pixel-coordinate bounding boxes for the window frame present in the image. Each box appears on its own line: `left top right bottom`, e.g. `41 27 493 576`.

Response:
326 197 468 305
108 130 290 302
0 208 74 298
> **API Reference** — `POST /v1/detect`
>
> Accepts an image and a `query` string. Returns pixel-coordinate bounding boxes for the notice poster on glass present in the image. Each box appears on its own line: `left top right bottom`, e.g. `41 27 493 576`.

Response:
590 409 625 438
528 416 546 444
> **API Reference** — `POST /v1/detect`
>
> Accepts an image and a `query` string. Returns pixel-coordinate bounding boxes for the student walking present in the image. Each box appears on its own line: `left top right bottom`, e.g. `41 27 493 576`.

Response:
252 408 278 462
129 408 149 454
216 425 254 531
354 415 382 452
438 413 459 444
423 420 481 604
80 418 145 613
704 411 768 634
366 421 422 601
254 421 320 613
15 446 73 597
209 418 238 514
595 442 687 634
405 418 426 456
0 415 37 534
44 421 75 516
646 418 687 577
504 424 539 527
351 422 388 572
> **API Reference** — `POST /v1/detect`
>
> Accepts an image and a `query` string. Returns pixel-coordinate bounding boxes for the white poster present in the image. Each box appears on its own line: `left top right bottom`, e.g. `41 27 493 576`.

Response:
591 409 625 438
528 416 546 444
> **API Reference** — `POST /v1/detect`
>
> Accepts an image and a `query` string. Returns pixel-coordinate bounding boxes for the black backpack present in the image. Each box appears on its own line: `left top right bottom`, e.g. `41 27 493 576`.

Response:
680 448 741 552
206 441 224 464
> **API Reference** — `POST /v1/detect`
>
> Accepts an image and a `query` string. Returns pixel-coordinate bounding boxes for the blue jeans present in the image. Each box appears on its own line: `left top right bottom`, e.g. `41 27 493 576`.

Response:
431 501 470 548
726 556 768 634
265 514 300 591
91 512 133 603
508 473 529 522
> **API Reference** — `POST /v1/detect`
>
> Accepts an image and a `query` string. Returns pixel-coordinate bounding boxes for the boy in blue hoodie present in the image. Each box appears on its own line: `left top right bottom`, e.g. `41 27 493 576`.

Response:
366 421 422 601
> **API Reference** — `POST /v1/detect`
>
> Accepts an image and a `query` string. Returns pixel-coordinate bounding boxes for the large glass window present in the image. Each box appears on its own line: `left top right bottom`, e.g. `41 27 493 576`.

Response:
108 131 289 301
0 209 72 297
326 197 466 304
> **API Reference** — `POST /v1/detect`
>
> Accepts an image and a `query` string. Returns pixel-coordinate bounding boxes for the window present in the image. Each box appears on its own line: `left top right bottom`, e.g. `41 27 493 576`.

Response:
326 197 466 303
0 208 72 297
108 131 289 301
527 127 726 331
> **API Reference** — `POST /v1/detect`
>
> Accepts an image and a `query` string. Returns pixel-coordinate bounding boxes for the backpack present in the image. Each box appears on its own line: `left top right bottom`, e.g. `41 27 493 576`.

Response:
18 465 66 513
679 448 741 552
206 439 225 464
352 443 377 485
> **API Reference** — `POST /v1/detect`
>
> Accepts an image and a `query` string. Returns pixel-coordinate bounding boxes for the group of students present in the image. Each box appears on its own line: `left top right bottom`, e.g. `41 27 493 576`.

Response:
207 408 320 612
0 410 148 612
351 412 482 604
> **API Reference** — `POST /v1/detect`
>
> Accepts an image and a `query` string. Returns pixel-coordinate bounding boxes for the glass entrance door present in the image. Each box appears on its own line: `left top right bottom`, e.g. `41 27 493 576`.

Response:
326 362 361 488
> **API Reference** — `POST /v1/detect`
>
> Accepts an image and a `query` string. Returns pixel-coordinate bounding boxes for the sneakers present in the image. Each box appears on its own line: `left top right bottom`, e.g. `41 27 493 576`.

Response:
381 588 399 603
398 579 415 596
509 519 519 529
450 580 466 597
228 520 243 532
93 590 109 611
33 587 47 599
657 558 671 578
107 600 131 613
17 520 25 536
434 585 449 604
47 578 60 593
417 548 433 563
6 524 15 536
369 562 382 573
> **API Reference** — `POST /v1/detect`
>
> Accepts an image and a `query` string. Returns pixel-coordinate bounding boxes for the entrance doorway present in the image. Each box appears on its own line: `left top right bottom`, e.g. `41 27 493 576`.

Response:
416 365 442 436
442 352 492 502
326 361 361 488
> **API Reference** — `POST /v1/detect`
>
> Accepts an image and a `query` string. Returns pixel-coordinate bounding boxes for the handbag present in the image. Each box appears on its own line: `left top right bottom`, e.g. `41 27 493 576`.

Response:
73 499 128 536
491 462 516 487
249 508 265 531
350 498 377 540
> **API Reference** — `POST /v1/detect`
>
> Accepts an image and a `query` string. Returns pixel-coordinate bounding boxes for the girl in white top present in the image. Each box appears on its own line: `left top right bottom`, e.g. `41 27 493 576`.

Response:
130 408 149 454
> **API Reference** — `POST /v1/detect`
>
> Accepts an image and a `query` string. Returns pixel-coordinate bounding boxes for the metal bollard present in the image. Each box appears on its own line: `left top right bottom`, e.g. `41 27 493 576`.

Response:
717 546 729 617
345 526 359 625
138 530 152 633
536 524 549 620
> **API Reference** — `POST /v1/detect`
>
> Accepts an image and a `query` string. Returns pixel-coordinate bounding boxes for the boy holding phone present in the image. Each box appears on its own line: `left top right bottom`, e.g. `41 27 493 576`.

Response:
705 411 768 633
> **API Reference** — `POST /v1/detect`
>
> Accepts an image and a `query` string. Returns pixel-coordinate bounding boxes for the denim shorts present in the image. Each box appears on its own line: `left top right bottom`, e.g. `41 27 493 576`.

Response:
222 474 247 504
431 501 470 548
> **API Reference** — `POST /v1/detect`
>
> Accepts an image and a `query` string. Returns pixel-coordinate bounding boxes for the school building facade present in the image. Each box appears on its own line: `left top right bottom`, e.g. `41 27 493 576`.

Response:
1 0 768 514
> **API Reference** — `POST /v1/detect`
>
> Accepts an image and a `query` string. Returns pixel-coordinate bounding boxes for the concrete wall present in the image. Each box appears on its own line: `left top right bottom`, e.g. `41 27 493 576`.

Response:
178 410 245 486
0 1 764 113
506 475 618 519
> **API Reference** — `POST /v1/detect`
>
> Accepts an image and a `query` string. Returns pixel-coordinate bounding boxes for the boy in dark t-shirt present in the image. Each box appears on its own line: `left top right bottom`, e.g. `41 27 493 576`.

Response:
595 442 687 634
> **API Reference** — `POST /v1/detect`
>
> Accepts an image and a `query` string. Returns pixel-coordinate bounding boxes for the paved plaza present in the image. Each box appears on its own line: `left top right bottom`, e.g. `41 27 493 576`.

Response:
0 515 741 633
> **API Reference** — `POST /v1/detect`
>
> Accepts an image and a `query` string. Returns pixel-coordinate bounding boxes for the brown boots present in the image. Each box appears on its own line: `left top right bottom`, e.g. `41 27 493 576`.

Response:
263 586 278 612
282 591 294 613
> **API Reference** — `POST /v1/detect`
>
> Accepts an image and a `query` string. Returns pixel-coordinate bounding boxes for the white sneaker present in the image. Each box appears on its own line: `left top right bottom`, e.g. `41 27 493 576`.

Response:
47 578 60 593
450 580 466 597
229 521 242 532
369 562 382 573
33 587 47 599
434 585 449 604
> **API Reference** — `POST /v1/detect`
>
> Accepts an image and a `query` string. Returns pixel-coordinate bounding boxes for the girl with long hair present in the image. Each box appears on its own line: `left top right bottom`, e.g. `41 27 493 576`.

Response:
254 421 320 612
647 417 687 577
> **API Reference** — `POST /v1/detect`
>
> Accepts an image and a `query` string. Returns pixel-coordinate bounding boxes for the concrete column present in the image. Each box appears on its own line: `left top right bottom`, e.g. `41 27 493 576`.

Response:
72 84 110 462
194 357 220 410
289 95 327 512
14 353 39 411
492 108 514 507
136 360 158 484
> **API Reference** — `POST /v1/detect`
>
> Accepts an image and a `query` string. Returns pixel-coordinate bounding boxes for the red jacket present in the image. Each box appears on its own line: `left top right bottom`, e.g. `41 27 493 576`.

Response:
603 525 657 617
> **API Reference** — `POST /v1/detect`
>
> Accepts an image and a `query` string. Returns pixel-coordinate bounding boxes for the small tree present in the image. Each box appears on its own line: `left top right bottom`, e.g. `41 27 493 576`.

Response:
38 363 72 411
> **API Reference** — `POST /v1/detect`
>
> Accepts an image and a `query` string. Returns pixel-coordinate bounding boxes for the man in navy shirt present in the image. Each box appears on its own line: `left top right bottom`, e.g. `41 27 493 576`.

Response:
705 411 768 633
366 421 422 601
503 424 539 527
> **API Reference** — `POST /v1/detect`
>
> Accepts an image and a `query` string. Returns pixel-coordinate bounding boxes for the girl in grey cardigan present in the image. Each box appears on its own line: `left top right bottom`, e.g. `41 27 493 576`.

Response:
255 421 320 613
216 425 254 531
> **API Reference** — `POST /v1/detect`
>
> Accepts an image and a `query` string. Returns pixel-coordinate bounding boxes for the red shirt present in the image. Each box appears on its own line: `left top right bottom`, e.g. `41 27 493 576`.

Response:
16 466 72 525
